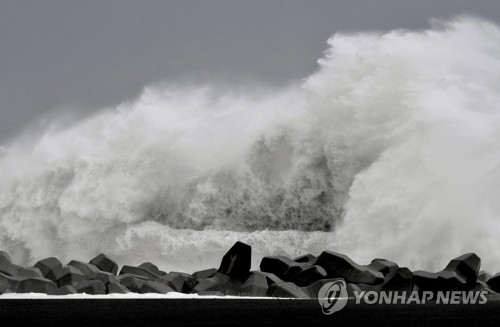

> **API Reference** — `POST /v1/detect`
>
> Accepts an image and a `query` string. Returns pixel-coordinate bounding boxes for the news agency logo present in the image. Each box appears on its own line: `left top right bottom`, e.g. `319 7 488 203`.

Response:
317 280 348 315
317 282 489 315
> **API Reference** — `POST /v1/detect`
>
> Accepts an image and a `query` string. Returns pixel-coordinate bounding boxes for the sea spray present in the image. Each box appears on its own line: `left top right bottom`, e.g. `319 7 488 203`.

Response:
1 17 500 272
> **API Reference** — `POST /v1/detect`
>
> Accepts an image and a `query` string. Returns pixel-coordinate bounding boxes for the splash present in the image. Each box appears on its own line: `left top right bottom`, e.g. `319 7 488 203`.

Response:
1 17 500 272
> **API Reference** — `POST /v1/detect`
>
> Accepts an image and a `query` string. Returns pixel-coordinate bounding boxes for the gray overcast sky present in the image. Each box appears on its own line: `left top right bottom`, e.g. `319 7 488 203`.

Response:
1 0 500 143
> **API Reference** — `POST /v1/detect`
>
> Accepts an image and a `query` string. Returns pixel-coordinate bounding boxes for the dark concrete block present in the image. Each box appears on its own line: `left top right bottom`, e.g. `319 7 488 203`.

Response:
444 253 481 285
413 271 439 291
381 267 413 292
293 254 317 264
0 272 19 293
192 273 242 296
16 277 57 293
34 257 63 282
260 256 304 281
476 280 499 295
119 265 159 280
267 282 310 298
478 270 491 283
67 260 100 279
217 241 251 282
367 259 399 277
291 265 327 287
192 268 217 280
14 267 43 280
240 272 269 297
191 278 219 294
316 251 384 285
156 272 185 292
48 285 77 295
138 262 164 276
0 251 19 276
257 271 284 286
118 274 148 293
438 270 468 289
178 272 197 293
0 251 12 266
92 271 119 285
76 279 107 295
0 261 19 277
487 273 500 293
413 270 467 291
57 266 85 288
107 282 130 294
139 281 174 294
89 254 118 275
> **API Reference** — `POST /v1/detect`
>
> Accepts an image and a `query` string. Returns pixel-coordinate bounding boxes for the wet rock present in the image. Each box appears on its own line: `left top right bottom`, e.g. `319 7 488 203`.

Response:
48 285 77 295
444 253 480 285
76 279 106 295
267 282 310 298
118 274 148 293
140 281 174 294
316 251 384 285
381 267 413 292
93 271 119 285
191 278 218 294
478 271 491 283
303 278 345 299
156 271 197 293
15 267 43 280
0 272 19 293
57 266 85 288
217 241 251 282
1 284 9 294
487 273 500 293
119 265 160 280
107 282 130 294
191 273 238 295
476 280 499 295
0 251 19 277
439 270 468 289
240 272 269 297
413 271 439 291
192 272 242 296
260 256 304 281
139 262 166 276
16 277 57 293
291 265 327 287
67 260 99 279
192 268 217 280
367 259 399 277
156 272 185 292
0 251 12 266
413 270 467 291
293 254 317 264
258 271 284 286
89 254 118 275
179 273 198 293
34 257 63 282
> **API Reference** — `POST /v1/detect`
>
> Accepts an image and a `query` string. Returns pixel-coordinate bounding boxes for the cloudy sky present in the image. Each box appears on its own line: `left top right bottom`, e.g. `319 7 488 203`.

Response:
1 0 500 143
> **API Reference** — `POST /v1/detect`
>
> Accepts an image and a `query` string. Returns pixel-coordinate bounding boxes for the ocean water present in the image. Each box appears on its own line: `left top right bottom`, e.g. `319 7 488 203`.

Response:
1 17 500 273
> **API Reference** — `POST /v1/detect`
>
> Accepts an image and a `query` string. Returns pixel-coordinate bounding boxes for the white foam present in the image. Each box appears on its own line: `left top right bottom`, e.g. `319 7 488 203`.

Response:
0 17 500 272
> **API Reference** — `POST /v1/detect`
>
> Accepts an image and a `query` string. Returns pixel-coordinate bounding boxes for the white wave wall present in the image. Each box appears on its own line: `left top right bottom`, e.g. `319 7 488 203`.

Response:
1 17 500 272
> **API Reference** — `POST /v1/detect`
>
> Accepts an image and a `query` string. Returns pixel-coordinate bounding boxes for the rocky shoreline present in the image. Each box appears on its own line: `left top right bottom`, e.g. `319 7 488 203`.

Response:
1 241 499 298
